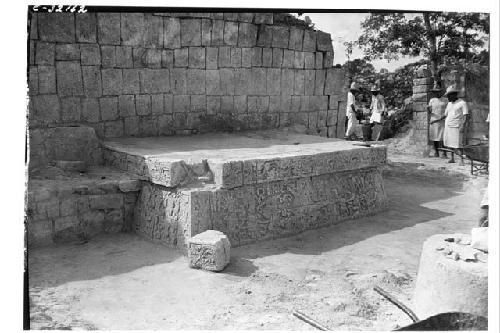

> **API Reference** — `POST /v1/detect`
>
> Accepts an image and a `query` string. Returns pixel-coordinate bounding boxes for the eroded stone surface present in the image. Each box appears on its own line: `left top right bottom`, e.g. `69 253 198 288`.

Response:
29 126 103 169
190 167 387 246
27 166 141 247
134 183 191 247
133 165 386 249
102 132 386 189
413 234 488 318
187 230 231 271
123 131 387 249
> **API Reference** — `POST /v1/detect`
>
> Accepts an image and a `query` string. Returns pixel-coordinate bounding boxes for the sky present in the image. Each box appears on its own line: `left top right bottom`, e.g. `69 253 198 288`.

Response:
302 13 423 72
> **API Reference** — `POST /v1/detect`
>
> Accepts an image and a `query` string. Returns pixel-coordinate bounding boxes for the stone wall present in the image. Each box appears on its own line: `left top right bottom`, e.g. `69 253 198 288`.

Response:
408 74 433 156
28 11 347 138
29 126 103 170
27 173 141 247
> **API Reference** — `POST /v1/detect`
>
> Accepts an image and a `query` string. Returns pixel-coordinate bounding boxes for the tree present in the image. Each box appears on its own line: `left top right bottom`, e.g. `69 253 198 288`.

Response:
343 41 355 61
356 12 489 83
379 60 426 107
343 58 377 105
344 58 376 83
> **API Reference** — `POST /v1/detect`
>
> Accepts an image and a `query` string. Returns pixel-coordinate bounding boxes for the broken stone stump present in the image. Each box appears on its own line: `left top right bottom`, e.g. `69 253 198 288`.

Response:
187 230 230 271
413 234 488 319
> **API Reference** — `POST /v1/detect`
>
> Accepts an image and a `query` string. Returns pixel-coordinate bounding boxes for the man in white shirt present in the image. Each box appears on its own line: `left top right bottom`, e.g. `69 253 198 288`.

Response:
438 85 469 163
344 82 360 140
369 84 386 140
369 85 386 124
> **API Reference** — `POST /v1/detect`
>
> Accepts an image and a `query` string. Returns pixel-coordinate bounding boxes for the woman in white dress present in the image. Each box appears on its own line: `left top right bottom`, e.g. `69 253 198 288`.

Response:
427 84 448 157
439 86 469 163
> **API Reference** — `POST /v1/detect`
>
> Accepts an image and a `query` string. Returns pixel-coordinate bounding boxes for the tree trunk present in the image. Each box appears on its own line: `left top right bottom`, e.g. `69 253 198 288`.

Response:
423 13 439 84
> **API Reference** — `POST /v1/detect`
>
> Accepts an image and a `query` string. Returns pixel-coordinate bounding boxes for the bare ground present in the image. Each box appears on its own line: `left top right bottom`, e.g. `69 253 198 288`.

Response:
28 156 487 330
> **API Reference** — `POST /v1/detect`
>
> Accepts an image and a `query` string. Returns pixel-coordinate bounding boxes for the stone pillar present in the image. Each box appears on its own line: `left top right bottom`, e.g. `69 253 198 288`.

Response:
409 69 433 156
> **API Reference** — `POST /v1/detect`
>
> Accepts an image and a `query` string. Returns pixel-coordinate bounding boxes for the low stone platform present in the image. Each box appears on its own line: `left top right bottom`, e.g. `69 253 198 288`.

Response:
27 166 142 247
102 130 388 248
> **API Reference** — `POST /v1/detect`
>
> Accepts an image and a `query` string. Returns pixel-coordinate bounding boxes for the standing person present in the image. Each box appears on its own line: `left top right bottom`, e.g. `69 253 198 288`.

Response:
441 85 469 163
428 84 448 158
344 82 360 140
369 84 386 140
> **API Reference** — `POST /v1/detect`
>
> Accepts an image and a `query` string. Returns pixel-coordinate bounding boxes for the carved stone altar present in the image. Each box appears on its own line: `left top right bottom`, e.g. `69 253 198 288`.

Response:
102 130 388 249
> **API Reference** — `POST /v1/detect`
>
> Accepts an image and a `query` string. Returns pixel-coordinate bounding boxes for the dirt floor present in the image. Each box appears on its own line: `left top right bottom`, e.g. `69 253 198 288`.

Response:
28 154 488 330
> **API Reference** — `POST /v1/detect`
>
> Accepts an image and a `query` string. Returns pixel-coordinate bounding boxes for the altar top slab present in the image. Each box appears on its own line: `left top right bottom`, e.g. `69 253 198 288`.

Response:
102 130 387 189
103 130 375 160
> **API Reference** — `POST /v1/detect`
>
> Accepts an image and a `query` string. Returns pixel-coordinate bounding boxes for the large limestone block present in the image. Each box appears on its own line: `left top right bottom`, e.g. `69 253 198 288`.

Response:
238 23 258 47
302 30 317 52
38 13 75 43
97 13 121 45
76 13 97 43
324 68 346 95
316 31 333 52
180 19 202 46
120 13 145 46
56 61 84 96
188 230 231 271
254 13 273 25
164 18 181 48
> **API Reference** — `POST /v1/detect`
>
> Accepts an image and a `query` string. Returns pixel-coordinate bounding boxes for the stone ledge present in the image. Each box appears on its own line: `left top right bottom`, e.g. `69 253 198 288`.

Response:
27 166 142 248
102 131 387 189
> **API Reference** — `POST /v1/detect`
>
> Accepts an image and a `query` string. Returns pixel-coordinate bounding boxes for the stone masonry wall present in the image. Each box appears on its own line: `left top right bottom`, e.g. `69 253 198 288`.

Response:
28 11 347 138
409 73 433 156
27 177 140 247
29 126 103 170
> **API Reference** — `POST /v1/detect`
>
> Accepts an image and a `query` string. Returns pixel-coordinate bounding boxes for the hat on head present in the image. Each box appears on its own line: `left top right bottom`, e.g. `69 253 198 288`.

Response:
431 83 442 92
350 82 359 90
444 85 459 96
370 84 380 92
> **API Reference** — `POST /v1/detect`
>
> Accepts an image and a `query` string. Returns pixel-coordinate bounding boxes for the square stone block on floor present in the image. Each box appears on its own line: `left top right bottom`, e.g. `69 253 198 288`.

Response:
187 230 231 272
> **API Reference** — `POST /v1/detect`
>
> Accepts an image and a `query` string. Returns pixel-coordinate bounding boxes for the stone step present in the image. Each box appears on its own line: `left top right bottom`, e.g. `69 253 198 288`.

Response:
27 166 142 248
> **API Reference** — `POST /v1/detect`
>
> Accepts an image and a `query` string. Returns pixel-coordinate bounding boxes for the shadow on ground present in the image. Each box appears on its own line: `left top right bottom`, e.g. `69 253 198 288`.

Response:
28 233 183 288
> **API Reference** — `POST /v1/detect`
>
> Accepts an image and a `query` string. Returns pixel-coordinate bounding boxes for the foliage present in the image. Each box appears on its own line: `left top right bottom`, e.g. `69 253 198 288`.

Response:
379 60 426 107
358 12 489 61
344 58 376 83
356 12 489 81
